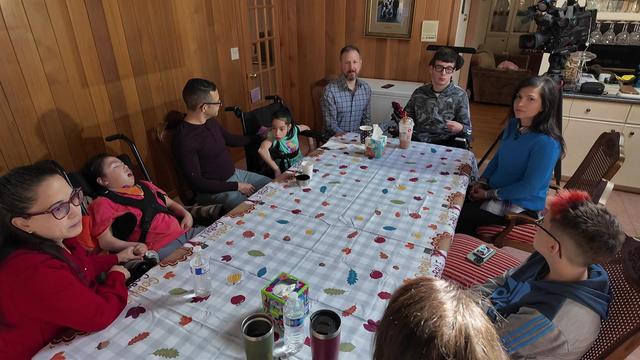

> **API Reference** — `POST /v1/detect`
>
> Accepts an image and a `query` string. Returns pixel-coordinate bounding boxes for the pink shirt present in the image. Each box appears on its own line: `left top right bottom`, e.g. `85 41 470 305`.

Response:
89 181 185 251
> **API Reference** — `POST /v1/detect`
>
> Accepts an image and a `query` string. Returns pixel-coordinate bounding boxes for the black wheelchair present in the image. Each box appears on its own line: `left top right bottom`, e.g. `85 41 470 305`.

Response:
224 95 330 178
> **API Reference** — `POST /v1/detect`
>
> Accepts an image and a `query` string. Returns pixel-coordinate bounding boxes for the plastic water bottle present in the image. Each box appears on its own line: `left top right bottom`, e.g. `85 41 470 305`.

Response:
189 247 211 297
283 294 306 354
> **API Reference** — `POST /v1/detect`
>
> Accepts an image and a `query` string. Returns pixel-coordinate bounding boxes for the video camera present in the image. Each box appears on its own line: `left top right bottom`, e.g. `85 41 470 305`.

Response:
519 0 596 55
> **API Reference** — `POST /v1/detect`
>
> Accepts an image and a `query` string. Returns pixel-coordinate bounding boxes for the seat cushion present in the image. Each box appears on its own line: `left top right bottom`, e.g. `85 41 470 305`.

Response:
476 223 538 246
471 50 496 69
443 234 523 288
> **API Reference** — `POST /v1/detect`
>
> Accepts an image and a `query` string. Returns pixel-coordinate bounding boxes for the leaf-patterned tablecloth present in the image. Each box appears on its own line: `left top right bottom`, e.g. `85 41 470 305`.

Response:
35 133 477 360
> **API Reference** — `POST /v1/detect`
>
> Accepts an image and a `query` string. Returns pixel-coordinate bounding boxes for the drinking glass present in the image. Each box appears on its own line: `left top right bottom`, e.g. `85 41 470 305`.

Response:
590 22 603 44
602 22 617 44
629 23 640 45
615 22 630 45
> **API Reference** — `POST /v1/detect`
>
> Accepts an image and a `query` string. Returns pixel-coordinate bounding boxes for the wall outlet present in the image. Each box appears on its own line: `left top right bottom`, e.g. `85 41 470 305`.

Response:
230 47 240 60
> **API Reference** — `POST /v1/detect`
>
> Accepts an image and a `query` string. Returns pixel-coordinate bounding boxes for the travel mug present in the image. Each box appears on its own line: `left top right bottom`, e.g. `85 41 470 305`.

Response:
242 313 274 360
310 310 341 360
359 125 373 144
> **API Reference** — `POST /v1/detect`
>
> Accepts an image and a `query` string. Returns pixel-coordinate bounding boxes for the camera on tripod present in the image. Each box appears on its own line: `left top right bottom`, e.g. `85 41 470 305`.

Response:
519 0 596 55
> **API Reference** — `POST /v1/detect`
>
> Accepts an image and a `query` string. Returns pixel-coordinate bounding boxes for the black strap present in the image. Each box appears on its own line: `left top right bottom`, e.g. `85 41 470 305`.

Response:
99 183 173 243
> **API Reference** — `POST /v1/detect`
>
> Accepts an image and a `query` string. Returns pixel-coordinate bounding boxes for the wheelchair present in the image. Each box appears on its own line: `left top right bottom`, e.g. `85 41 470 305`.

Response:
224 95 330 178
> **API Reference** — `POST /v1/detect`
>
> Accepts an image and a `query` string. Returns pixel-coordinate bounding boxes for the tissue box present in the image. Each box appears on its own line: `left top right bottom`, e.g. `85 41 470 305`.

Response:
260 272 309 331
365 135 387 158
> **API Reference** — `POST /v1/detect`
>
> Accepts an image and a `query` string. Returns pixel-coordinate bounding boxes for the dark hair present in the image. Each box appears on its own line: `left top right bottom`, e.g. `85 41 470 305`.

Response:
182 78 217 111
509 76 566 157
340 44 360 58
548 190 624 266
163 110 186 131
271 107 296 137
82 153 111 191
429 47 464 70
374 277 508 360
0 162 82 275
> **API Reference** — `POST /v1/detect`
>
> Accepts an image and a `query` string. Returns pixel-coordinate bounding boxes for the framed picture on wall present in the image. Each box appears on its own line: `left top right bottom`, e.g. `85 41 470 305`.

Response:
364 0 415 39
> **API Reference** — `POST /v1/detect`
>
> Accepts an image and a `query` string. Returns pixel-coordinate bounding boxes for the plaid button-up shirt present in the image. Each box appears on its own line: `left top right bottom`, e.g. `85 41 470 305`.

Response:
321 76 371 133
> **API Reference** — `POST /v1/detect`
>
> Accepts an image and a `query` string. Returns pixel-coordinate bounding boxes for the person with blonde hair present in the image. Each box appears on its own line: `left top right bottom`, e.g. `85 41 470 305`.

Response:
374 277 508 360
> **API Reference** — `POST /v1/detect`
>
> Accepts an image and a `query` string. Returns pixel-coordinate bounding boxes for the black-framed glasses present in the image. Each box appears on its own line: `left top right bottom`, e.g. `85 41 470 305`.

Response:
202 100 223 107
22 188 83 220
535 222 562 259
432 65 455 74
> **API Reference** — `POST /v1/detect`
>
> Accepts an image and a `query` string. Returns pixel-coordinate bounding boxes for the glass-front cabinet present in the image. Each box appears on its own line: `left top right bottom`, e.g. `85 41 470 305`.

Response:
485 0 537 54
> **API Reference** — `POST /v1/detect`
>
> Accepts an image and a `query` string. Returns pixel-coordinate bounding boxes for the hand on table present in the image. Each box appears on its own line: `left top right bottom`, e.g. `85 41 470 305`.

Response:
117 246 144 263
238 182 255 196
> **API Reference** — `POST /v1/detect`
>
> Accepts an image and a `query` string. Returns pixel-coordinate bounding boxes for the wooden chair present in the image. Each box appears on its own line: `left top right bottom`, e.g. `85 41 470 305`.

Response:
443 234 640 359
477 131 624 252
581 235 640 359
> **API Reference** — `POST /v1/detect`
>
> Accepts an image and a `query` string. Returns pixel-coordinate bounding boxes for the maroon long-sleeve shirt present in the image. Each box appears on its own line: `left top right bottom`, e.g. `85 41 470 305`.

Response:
0 239 127 359
172 118 252 194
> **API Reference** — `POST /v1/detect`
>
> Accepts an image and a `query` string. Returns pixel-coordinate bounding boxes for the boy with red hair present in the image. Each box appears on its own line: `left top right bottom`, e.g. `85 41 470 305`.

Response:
478 190 625 359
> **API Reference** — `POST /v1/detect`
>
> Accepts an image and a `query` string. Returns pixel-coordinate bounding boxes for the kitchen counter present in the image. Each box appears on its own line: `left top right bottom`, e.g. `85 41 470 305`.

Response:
563 83 640 105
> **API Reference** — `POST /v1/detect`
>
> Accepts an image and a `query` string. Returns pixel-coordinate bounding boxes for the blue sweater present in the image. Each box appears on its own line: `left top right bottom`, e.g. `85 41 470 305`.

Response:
483 118 561 211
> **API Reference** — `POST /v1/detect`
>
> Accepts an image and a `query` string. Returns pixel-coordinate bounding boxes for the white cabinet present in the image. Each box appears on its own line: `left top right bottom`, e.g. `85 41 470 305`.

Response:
616 125 640 188
562 96 639 191
563 118 624 175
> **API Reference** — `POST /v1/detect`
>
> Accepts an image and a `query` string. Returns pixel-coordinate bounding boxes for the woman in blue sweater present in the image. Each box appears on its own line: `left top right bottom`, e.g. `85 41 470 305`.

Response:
456 76 565 235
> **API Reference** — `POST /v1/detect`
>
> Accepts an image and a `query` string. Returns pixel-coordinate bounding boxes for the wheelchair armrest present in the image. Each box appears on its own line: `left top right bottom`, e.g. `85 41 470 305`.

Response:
224 106 243 119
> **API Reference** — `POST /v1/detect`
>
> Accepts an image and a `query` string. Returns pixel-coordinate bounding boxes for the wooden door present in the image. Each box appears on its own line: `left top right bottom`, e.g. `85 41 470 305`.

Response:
238 0 281 110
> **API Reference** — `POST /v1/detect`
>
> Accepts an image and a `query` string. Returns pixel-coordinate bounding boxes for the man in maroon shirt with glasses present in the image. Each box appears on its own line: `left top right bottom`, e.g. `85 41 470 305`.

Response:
172 78 271 211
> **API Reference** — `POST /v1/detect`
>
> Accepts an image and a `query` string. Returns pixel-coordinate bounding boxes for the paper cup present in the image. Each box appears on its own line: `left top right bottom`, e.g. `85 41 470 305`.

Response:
359 125 373 144
301 161 314 178
296 174 311 187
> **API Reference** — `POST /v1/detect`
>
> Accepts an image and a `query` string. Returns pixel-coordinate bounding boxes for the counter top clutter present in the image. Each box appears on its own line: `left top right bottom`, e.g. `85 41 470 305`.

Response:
34 133 477 359
564 82 640 104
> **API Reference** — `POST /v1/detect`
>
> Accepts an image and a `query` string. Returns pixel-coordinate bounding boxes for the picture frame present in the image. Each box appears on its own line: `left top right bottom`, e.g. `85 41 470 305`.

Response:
364 0 415 39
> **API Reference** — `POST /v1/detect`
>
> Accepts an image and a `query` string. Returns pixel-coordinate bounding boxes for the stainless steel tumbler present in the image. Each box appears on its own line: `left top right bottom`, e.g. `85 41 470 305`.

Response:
310 309 341 360
242 313 274 360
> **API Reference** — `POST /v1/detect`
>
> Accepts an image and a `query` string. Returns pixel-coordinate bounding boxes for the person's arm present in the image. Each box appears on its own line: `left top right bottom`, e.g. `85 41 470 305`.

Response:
97 227 138 252
361 86 372 126
321 88 345 133
404 93 417 120
453 91 472 138
494 137 560 201
172 134 238 193
165 196 193 230
16 259 128 332
217 121 253 147
258 139 280 175
481 152 499 180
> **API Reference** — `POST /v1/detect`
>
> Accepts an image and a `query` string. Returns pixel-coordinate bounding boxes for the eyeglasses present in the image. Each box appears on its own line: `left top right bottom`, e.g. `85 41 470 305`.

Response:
535 222 562 259
432 65 455 74
202 100 223 107
22 188 83 220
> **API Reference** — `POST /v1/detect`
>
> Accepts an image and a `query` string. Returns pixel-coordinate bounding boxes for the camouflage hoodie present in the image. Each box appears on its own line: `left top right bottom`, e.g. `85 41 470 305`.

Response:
404 82 472 143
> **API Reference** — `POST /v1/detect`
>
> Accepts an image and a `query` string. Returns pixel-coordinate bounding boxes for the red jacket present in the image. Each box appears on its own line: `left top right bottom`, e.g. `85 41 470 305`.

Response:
0 238 128 359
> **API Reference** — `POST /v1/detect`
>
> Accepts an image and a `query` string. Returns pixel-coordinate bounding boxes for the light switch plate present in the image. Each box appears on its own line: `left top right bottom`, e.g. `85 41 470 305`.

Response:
230 47 240 60
421 21 438 42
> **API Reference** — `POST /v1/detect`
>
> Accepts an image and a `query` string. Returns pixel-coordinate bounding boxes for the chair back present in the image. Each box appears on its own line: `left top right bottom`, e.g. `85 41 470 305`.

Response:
155 113 196 205
564 131 625 198
581 236 640 359
311 75 337 133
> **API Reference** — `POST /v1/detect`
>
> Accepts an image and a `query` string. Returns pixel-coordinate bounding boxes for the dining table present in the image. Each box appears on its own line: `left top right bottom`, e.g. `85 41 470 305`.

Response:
35 133 477 359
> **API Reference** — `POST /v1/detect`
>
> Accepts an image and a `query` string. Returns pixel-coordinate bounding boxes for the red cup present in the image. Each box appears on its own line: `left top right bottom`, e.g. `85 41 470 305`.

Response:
310 310 341 360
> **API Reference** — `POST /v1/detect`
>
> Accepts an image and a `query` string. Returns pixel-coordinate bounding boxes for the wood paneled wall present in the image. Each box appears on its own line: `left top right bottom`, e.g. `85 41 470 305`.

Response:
0 0 245 192
0 0 460 194
278 0 461 131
